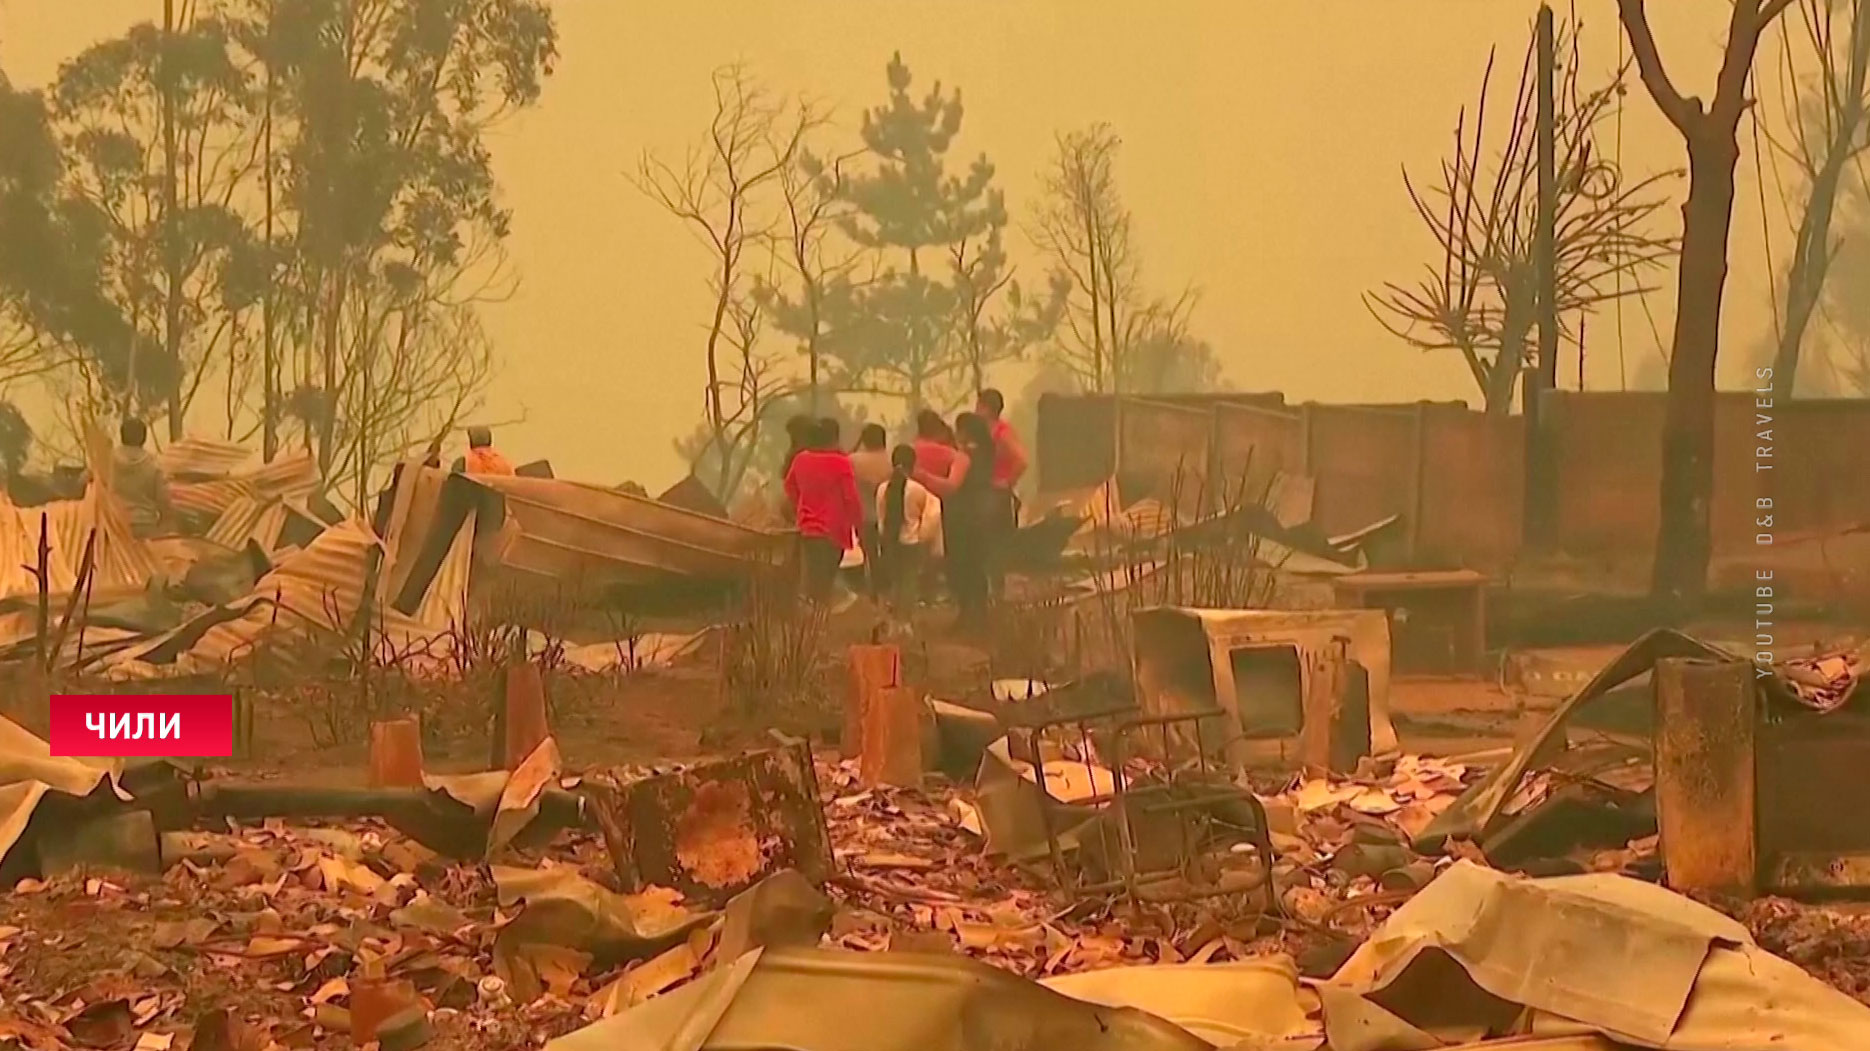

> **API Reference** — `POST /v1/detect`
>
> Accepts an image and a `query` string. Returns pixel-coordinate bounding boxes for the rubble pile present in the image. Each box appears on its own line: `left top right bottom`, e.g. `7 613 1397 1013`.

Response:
1264 755 1473 929
1781 650 1863 714
4 742 1870 1050
0 822 606 1051
1738 897 1870 1002
818 759 1322 976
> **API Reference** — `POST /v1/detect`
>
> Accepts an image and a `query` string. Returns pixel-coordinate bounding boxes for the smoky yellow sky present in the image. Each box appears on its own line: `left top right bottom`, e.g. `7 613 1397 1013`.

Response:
0 2 1802 488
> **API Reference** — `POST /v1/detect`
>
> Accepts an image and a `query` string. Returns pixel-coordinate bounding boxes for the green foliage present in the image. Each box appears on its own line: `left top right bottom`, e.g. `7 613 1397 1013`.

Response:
1122 328 1225 395
51 13 256 412
673 388 871 504
271 0 554 275
255 0 556 482
0 72 151 394
790 53 1061 412
0 0 555 487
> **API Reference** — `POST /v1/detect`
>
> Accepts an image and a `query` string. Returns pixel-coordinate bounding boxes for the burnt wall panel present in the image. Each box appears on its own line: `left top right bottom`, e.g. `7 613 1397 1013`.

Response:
1212 402 1303 504
1036 394 1117 493
1117 398 1216 506
1417 406 1523 570
1307 405 1416 537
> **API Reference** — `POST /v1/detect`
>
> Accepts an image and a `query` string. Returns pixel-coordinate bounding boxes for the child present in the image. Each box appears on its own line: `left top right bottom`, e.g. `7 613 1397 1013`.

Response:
876 443 938 616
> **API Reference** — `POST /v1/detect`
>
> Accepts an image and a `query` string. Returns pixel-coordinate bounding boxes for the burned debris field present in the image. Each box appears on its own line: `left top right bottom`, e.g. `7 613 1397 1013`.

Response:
1 1 1870 1050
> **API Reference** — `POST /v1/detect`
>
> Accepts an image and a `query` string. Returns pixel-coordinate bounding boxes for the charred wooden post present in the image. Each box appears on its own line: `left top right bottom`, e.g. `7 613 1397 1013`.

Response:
31 512 48 666
369 716 426 788
844 644 901 759
497 661 550 771
859 685 924 789
1655 657 1757 895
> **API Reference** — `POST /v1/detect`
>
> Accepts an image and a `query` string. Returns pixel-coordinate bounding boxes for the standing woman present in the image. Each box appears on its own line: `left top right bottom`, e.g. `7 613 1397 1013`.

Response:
916 412 997 625
876 444 936 616
911 409 957 478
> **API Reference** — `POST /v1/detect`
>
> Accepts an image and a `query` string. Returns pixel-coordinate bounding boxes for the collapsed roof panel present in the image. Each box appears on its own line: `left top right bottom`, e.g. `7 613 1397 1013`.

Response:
465 472 789 585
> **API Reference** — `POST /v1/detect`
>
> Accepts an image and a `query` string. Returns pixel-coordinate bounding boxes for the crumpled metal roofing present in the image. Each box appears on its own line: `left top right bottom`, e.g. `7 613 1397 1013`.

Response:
411 512 473 631
104 512 468 678
0 487 158 603
170 452 320 519
157 437 254 478
205 496 298 553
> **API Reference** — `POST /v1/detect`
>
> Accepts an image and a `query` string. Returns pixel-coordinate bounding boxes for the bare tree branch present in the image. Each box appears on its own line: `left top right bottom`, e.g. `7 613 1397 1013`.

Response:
635 63 828 498
1371 13 1677 413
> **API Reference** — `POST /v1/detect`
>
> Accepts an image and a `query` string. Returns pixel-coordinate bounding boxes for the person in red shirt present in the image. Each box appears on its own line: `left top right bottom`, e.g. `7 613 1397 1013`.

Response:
911 409 957 479
974 388 1027 490
783 417 862 602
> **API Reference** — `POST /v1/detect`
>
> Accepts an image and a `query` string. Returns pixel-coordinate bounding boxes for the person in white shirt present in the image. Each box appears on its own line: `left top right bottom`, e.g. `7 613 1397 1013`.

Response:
875 444 938 616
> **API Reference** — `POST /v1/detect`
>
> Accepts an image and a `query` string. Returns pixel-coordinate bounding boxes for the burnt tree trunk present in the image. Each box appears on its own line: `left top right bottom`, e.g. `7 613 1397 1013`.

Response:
1618 0 1793 606
1652 132 1740 604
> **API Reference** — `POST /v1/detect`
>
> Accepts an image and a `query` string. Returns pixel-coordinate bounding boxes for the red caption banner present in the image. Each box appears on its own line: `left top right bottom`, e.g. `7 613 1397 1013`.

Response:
49 694 234 757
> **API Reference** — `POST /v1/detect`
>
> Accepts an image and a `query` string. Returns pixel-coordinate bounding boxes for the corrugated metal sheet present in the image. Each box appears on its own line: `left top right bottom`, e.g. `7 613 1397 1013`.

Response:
0 488 157 602
103 515 461 678
82 485 160 590
412 512 473 630
205 496 289 552
171 452 319 518
243 452 320 500
158 437 254 478
380 463 452 601
170 478 253 518
472 472 787 580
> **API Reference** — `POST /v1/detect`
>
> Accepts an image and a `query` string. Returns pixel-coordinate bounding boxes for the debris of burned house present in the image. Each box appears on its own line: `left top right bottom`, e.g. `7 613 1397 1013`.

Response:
1331 569 1488 677
551 860 1870 1051
1421 628 1870 893
1130 606 1396 773
549 944 1216 1051
1320 860 1870 1051
586 743 833 909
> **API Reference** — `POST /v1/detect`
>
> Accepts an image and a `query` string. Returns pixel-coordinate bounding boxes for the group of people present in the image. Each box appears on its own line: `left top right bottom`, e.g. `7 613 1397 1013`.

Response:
781 389 1026 623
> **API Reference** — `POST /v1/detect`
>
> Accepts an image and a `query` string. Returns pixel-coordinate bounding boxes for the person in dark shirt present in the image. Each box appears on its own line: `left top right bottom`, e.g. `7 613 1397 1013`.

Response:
915 412 998 625
783 417 862 602
849 423 892 597
974 388 1025 598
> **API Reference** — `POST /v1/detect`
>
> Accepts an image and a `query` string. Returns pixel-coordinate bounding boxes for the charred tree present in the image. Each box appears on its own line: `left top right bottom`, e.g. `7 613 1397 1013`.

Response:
1617 0 1795 604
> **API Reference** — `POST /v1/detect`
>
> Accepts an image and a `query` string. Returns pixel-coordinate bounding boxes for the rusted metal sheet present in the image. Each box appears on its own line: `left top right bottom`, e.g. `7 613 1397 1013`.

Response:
471 473 788 583
158 437 255 478
1757 713 1870 892
1654 657 1756 896
0 490 157 602
588 744 832 908
102 519 442 677
170 452 319 519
